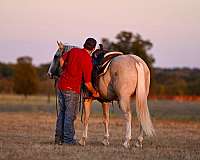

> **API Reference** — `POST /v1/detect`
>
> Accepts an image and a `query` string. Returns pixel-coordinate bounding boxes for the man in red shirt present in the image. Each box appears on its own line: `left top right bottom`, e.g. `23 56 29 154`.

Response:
55 38 99 145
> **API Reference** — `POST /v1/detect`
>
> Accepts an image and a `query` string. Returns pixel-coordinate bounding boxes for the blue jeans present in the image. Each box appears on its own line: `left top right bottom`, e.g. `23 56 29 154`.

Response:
55 89 79 144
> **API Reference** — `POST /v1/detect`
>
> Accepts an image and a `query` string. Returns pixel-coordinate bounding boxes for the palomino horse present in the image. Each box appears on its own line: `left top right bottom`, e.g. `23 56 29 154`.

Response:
79 52 155 148
50 42 155 148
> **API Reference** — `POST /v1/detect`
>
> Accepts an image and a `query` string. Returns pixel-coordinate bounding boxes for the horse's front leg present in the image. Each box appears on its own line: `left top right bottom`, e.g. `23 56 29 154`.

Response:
135 124 144 148
102 102 110 146
79 99 92 146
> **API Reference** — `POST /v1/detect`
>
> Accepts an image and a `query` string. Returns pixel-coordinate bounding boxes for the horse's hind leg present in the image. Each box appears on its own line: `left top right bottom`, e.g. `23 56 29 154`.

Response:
102 102 110 146
119 97 132 148
79 99 92 146
135 124 144 148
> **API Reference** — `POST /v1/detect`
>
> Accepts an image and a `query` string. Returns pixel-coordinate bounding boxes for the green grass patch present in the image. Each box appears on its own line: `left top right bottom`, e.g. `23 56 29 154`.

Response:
0 94 200 121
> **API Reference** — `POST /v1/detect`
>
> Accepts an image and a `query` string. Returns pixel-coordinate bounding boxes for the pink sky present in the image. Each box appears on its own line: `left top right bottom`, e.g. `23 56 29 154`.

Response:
0 0 200 68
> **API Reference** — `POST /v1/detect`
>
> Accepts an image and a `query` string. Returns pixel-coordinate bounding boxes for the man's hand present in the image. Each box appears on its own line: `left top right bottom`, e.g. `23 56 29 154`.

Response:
92 91 100 98
84 82 100 98
60 57 64 68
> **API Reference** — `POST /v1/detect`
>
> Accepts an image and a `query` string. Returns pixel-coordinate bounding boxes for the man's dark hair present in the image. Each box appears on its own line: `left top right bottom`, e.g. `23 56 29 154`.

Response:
83 38 97 51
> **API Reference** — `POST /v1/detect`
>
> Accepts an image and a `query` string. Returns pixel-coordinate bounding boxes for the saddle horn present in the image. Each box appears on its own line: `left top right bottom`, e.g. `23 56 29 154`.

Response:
99 44 103 50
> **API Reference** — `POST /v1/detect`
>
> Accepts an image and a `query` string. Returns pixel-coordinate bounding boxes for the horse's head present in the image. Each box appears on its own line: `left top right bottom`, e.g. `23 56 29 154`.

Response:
55 41 78 56
47 41 77 79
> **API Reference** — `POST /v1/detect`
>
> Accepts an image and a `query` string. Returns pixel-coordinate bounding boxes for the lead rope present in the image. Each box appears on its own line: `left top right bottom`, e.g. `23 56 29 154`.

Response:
111 101 114 114
54 79 58 117
81 104 84 123
79 87 84 123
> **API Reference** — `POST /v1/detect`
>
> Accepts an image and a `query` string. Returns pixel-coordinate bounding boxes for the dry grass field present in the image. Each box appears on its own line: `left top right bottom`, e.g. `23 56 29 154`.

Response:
0 95 200 160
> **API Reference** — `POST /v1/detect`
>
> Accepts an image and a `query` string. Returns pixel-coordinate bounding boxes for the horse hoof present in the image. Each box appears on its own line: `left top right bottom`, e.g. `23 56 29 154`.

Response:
102 138 109 146
123 141 130 148
78 137 86 146
135 140 143 148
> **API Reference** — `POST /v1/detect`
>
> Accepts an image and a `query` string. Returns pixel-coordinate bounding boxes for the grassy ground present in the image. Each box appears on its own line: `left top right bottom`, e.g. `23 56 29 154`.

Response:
0 95 200 160
0 94 200 121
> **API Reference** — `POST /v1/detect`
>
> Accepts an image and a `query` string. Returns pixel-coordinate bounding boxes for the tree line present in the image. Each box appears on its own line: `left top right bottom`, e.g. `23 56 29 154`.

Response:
0 31 199 96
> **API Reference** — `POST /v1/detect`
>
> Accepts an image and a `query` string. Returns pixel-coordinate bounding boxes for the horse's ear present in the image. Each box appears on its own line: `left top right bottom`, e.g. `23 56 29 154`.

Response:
57 41 64 50
60 41 64 46
59 41 65 49
57 41 61 47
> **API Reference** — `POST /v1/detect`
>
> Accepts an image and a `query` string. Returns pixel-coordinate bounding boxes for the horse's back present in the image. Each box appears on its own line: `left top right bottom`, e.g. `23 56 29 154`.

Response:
98 54 150 100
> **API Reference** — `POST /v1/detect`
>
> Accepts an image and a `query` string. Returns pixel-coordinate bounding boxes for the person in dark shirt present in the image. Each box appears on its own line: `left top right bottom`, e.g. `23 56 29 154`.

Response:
55 38 99 145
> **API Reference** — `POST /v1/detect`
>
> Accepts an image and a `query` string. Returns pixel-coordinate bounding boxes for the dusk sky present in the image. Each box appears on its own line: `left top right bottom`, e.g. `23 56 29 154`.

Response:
0 0 200 68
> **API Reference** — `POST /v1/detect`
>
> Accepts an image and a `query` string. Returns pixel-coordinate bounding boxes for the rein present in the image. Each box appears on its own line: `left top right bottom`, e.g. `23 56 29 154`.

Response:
54 79 59 117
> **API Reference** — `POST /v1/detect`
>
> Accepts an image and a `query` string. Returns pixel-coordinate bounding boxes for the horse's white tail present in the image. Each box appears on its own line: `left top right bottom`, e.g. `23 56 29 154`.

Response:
135 62 155 137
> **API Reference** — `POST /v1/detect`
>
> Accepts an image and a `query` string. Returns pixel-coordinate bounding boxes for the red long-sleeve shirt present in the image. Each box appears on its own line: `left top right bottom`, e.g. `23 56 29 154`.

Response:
57 48 92 94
